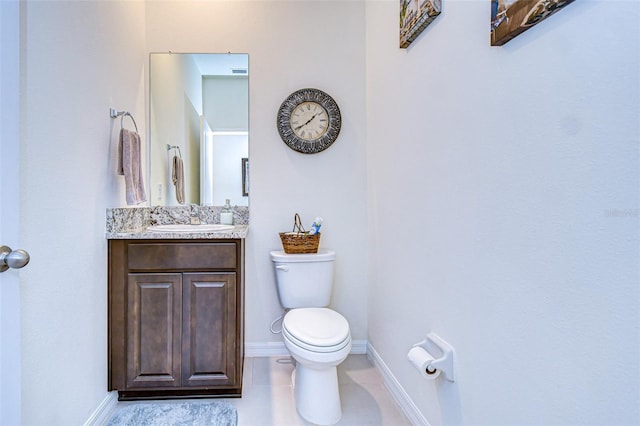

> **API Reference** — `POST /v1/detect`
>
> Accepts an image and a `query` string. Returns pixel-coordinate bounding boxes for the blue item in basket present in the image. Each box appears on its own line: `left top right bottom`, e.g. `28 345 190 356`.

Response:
309 217 323 235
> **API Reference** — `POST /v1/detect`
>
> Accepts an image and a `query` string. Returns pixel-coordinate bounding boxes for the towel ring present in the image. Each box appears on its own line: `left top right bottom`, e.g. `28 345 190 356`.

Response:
167 144 182 158
120 112 139 133
110 108 138 133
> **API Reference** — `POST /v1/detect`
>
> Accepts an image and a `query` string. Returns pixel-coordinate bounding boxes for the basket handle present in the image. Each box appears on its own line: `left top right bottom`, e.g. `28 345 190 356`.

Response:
292 213 307 234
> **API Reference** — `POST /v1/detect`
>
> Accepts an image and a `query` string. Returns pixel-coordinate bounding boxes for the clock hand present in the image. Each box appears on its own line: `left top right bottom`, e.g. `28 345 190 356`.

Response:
294 114 319 131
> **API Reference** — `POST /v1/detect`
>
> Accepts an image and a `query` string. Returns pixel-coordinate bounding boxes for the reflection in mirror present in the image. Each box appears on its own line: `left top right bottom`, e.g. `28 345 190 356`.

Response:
149 53 249 206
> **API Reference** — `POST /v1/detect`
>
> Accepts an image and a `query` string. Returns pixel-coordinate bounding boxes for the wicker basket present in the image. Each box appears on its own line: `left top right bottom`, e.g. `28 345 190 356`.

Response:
279 213 320 254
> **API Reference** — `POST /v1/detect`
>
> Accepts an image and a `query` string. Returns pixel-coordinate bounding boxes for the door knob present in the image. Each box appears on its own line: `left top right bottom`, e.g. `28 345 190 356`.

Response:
0 245 30 272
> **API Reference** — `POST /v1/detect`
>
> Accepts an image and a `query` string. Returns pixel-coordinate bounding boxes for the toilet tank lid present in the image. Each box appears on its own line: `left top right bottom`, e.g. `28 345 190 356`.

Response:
270 249 335 262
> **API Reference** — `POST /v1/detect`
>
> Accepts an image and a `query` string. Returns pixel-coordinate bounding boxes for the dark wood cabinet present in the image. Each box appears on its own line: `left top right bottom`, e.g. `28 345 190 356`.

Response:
126 272 182 389
108 239 244 400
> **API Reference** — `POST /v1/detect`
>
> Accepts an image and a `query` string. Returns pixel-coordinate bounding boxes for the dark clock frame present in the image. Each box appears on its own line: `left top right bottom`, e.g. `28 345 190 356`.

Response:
277 88 341 154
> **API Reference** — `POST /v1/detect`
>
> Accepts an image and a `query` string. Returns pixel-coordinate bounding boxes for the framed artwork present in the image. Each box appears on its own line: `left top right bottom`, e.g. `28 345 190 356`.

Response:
400 0 442 48
491 0 576 46
242 158 249 197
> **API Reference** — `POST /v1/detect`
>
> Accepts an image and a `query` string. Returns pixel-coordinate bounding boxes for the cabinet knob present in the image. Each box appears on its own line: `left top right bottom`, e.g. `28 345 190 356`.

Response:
0 245 30 272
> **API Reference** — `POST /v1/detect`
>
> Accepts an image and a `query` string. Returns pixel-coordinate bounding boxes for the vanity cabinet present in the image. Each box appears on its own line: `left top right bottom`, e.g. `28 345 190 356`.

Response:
108 239 244 400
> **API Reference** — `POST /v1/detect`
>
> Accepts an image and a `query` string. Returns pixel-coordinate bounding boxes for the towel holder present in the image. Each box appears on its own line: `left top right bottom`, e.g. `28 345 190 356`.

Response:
110 108 139 133
167 144 182 158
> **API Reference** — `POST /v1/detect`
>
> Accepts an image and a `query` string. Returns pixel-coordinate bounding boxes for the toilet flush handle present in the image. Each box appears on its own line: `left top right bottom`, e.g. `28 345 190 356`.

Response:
275 265 289 272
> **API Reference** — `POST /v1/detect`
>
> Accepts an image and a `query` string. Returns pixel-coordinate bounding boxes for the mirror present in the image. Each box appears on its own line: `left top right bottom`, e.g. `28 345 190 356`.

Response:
149 53 249 206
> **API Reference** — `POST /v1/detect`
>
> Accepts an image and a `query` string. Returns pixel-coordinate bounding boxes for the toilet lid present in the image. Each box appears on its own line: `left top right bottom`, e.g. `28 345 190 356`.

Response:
283 308 350 349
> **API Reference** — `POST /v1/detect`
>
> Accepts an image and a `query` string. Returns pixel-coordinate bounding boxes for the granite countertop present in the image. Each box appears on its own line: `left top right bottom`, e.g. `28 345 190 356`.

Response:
106 206 249 240
106 225 248 240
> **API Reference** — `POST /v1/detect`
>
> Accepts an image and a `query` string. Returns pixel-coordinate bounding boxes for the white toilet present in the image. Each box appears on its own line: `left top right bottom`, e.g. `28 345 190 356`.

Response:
270 249 352 425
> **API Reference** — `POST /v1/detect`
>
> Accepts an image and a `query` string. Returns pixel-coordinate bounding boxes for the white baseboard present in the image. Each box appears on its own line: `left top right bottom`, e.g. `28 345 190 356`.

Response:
245 341 289 357
245 339 368 357
366 342 429 426
83 391 118 426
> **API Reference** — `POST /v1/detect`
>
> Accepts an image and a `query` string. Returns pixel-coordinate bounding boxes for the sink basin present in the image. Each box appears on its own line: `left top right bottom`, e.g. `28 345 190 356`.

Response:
146 224 235 233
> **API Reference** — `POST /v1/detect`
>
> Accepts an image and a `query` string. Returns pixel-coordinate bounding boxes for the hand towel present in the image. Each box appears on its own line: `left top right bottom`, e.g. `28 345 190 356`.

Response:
172 154 185 204
118 128 147 205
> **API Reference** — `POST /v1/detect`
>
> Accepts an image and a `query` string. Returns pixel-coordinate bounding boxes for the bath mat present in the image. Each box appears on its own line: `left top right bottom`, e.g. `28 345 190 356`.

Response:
107 401 237 426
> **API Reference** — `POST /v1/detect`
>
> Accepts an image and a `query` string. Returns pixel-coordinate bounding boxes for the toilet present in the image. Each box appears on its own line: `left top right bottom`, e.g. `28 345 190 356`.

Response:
270 249 351 425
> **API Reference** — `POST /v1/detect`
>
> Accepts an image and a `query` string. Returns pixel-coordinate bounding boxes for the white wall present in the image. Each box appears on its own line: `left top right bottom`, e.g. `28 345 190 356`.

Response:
366 1 639 425
20 1 146 424
145 1 369 347
0 1 23 424
19 2 367 423
204 76 249 206
211 133 249 206
16 0 639 424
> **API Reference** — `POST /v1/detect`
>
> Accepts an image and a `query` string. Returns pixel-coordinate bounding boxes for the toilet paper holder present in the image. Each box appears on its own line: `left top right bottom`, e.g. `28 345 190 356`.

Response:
412 332 456 382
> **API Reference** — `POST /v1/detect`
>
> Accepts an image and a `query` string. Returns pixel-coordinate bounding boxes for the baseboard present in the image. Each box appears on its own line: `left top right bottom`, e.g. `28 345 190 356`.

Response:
245 339 368 357
366 342 429 426
83 391 118 426
245 341 289 357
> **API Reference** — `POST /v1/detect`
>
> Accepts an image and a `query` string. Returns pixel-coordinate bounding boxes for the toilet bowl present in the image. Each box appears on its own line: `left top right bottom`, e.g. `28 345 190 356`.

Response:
283 308 351 425
270 250 352 425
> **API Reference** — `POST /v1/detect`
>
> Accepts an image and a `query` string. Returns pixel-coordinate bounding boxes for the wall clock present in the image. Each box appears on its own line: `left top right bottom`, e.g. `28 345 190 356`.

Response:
277 88 341 154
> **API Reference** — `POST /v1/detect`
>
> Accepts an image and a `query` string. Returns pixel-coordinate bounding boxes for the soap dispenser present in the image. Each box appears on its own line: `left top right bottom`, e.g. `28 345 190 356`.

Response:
220 199 234 225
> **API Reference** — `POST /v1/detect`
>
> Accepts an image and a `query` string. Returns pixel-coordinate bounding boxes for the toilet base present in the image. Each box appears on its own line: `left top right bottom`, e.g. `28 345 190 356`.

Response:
292 364 342 425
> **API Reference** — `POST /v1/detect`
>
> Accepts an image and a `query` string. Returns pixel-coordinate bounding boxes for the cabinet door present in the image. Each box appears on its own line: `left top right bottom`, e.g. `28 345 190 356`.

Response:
182 272 237 387
127 273 182 388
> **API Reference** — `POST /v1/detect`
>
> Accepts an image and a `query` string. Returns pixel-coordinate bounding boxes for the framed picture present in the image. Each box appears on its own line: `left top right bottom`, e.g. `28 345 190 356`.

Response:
242 158 249 197
491 0 575 46
400 0 442 48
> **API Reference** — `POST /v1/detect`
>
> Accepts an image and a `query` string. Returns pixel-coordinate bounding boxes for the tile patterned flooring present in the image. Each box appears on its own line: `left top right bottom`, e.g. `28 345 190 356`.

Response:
113 355 412 425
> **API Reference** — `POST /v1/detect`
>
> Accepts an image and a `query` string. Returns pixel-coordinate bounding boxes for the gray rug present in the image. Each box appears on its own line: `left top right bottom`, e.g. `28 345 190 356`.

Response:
107 401 237 426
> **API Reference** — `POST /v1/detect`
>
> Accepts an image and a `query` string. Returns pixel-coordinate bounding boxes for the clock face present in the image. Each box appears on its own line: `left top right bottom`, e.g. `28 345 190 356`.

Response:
290 102 329 141
277 89 341 154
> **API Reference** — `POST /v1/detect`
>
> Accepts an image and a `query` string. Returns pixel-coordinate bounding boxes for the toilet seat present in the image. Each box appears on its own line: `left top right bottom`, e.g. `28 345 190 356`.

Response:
283 308 351 353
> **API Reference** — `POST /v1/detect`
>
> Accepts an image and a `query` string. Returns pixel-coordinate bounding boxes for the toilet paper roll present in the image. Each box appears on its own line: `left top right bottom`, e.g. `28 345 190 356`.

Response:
408 346 440 380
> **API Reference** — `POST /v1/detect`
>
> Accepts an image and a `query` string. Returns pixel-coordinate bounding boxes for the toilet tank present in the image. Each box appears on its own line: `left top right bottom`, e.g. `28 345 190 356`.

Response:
270 249 336 308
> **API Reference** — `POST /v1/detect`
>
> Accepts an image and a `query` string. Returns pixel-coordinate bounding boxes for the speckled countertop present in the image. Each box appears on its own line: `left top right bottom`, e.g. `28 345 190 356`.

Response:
106 206 249 239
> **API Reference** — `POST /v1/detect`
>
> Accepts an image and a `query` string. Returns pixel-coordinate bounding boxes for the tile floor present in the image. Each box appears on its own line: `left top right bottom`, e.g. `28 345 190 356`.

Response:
112 354 412 425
